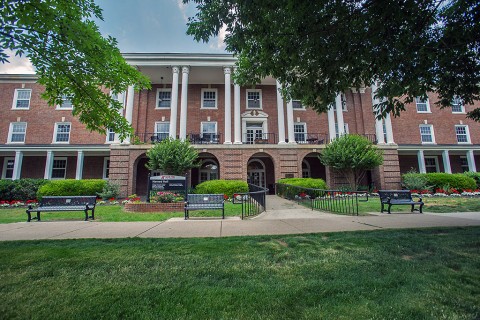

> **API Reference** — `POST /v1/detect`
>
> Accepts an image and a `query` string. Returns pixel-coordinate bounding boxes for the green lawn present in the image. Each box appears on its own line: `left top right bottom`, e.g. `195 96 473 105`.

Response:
0 227 478 319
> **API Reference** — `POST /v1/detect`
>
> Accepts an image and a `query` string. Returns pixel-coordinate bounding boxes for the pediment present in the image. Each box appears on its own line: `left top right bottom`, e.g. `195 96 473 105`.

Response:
241 110 269 118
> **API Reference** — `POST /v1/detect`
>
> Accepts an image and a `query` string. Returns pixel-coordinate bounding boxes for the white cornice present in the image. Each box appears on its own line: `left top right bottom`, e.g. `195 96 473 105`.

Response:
0 74 38 83
122 53 237 67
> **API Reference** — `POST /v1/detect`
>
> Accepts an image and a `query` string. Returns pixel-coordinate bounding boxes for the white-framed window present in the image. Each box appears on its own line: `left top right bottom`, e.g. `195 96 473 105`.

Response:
199 159 219 183
460 157 469 172
335 123 349 138
201 89 218 109
201 122 218 142
332 94 348 111
2 158 15 179
451 96 464 113
292 100 305 110
8 122 27 143
103 157 110 179
156 89 171 109
53 122 71 143
455 125 470 143
415 96 430 113
419 124 435 143
154 122 170 142
246 89 262 109
106 128 116 143
51 157 67 179
12 89 32 109
424 156 439 173
57 95 73 109
294 123 306 142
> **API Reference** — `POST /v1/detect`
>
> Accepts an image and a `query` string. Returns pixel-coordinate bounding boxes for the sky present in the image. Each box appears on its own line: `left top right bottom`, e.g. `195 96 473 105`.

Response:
0 0 227 74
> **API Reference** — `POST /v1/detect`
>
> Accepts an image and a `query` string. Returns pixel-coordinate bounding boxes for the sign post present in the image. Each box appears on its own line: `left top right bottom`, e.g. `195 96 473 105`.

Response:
147 174 187 202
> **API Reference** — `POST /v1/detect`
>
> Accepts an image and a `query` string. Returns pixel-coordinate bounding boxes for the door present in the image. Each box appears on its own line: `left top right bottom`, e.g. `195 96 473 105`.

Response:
246 122 263 144
247 160 266 188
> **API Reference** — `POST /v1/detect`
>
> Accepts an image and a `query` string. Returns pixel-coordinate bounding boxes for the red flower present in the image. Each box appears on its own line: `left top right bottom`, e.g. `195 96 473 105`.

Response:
224 194 229 200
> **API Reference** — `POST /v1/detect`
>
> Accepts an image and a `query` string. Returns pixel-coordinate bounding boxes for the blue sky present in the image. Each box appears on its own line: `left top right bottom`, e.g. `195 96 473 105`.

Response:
0 0 227 73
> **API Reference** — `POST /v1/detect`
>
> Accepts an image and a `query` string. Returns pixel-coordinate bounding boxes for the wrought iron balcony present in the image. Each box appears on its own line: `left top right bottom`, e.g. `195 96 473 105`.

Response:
188 133 222 144
294 133 329 145
242 133 277 144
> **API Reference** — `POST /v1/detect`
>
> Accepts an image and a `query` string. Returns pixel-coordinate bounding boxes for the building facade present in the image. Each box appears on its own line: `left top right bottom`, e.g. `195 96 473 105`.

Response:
0 53 478 196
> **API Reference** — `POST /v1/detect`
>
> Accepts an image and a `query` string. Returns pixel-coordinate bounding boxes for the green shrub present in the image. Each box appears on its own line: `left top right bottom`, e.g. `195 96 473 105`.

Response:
277 178 327 189
277 178 328 199
425 173 476 191
37 179 106 199
0 179 48 201
0 180 15 201
402 171 429 190
194 180 248 198
463 171 480 189
97 180 120 200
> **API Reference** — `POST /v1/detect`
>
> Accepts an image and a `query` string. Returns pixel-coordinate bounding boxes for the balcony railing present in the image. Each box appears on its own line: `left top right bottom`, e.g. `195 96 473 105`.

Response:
294 133 329 145
188 133 222 144
242 132 277 144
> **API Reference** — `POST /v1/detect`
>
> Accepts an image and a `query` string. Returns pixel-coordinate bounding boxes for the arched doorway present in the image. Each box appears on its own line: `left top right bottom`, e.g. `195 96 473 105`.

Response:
302 153 326 180
134 154 149 196
190 153 220 187
247 153 275 193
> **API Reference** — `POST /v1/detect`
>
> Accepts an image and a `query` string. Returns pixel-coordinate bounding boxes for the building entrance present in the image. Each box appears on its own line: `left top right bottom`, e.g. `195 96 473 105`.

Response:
247 160 266 188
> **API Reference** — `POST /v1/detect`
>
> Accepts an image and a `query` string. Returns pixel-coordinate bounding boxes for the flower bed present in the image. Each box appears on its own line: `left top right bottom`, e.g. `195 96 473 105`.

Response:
124 202 184 212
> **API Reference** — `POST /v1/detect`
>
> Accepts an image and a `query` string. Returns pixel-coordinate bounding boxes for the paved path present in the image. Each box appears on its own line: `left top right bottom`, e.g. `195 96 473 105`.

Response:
1 195 480 241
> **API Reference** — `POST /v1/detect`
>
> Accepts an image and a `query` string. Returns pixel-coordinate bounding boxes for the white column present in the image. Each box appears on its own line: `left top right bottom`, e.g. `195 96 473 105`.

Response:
44 150 54 179
169 66 180 139
385 113 394 144
286 100 296 144
12 151 23 180
234 82 242 144
371 82 385 144
417 150 426 174
179 66 190 140
275 81 286 144
75 150 84 180
466 150 477 172
224 67 232 144
327 106 336 141
442 150 452 174
335 93 345 135
124 85 135 144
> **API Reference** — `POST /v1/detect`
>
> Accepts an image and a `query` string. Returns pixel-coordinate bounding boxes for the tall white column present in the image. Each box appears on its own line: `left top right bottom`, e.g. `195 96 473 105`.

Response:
286 100 296 144
327 106 336 141
442 150 452 174
44 150 54 179
179 66 190 140
224 67 232 144
275 81 286 144
385 114 395 144
75 150 84 180
371 82 385 144
335 93 345 135
234 82 242 144
169 66 180 139
417 150 426 174
124 85 135 144
12 151 23 180
466 150 477 172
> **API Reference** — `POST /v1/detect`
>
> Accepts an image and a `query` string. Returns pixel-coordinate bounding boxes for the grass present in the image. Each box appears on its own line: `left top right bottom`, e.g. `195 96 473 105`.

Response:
0 227 479 319
0 202 242 224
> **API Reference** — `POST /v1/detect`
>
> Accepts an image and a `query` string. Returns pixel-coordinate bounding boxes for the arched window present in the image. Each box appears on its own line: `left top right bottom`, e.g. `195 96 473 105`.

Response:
302 160 311 178
199 160 219 183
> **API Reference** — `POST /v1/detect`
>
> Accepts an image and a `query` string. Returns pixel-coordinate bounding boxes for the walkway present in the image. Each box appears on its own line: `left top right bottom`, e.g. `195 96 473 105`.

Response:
1 196 480 241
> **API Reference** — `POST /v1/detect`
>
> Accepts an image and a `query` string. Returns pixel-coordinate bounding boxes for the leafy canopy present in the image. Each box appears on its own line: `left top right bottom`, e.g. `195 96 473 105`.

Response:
146 138 200 176
0 0 150 139
320 134 383 190
185 0 480 121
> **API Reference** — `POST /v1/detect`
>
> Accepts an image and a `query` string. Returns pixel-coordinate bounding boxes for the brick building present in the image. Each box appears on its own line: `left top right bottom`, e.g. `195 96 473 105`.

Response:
0 53 478 196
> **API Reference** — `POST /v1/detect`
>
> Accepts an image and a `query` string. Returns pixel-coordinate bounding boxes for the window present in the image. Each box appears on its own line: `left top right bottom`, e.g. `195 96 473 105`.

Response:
415 97 430 112
154 122 170 142
424 157 439 173
57 95 73 109
12 89 31 109
201 89 217 108
156 89 171 109
460 157 469 172
292 100 304 110
2 158 14 179
51 158 67 179
335 123 349 138
332 94 347 111
106 128 115 143
451 97 464 113
8 122 27 143
246 90 262 109
103 157 110 179
294 123 306 142
54 123 71 143
199 160 219 183
419 125 435 143
302 160 311 178
455 125 470 143
201 122 218 142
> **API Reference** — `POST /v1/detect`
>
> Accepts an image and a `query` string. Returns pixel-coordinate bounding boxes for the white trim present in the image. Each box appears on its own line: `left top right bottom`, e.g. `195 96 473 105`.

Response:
419 124 435 144
199 159 219 183
451 96 465 113
294 122 307 142
455 125 471 144
292 99 306 110
156 88 172 109
415 96 431 113
51 157 67 180
2 157 15 179
247 158 266 188
246 89 262 109
53 122 71 144
200 88 218 109
103 157 110 180
12 88 32 110
56 95 74 110
7 122 27 144
105 128 116 143
424 156 440 173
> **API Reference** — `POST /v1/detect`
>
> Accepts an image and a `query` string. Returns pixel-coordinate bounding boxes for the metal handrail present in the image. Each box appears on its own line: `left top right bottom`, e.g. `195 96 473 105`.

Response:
234 183 268 219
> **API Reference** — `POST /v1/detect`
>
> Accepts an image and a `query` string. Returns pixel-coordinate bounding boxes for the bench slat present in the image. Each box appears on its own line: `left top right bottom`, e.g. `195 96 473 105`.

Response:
184 194 225 219
378 190 424 214
26 196 97 222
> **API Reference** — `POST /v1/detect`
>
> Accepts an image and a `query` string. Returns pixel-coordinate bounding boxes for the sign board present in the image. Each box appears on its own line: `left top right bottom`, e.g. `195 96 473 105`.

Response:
150 175 186 191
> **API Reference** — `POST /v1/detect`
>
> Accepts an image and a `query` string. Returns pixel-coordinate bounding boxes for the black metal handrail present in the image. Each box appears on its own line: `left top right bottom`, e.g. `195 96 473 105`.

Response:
242 133 277 144
294 133 329 145
275 183 368 216
234 183 268 219
188 132 223 144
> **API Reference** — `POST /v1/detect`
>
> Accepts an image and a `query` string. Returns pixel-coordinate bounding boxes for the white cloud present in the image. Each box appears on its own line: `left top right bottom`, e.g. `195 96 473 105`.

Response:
209 24 227 51
0 50 35 74
177 0 189 22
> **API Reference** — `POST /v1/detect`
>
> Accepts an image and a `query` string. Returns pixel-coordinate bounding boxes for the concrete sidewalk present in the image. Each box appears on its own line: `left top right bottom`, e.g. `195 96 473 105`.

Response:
1 196 480 241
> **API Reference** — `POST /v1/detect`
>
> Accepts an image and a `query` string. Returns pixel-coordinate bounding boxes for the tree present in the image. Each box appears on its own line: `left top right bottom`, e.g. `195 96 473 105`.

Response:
320 135 383 190
0 0 150 140
146 138 200 175
185 0 480 121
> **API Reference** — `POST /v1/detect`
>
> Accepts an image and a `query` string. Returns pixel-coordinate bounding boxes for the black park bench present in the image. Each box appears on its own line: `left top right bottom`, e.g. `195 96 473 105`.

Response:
378 190 424 214
26 196 97 222
184 194 225 219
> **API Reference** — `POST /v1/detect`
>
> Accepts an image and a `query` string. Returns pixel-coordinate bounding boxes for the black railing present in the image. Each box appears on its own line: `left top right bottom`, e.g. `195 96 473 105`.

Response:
242 133 277 144
234 184 268 219
276 183 368 216
294 133 329 145
188 132 222 144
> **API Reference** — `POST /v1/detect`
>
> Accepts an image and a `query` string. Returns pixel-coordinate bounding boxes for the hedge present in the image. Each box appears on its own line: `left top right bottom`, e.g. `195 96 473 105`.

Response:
194 180 248 198
277 178 328 200
463 172 480 189
401 173 477 191
37 179 107 199
277 178 327 189
0 179 48 201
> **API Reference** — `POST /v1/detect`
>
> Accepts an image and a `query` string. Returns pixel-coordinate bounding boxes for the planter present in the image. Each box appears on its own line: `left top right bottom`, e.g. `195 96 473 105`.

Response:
124 202 184 213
